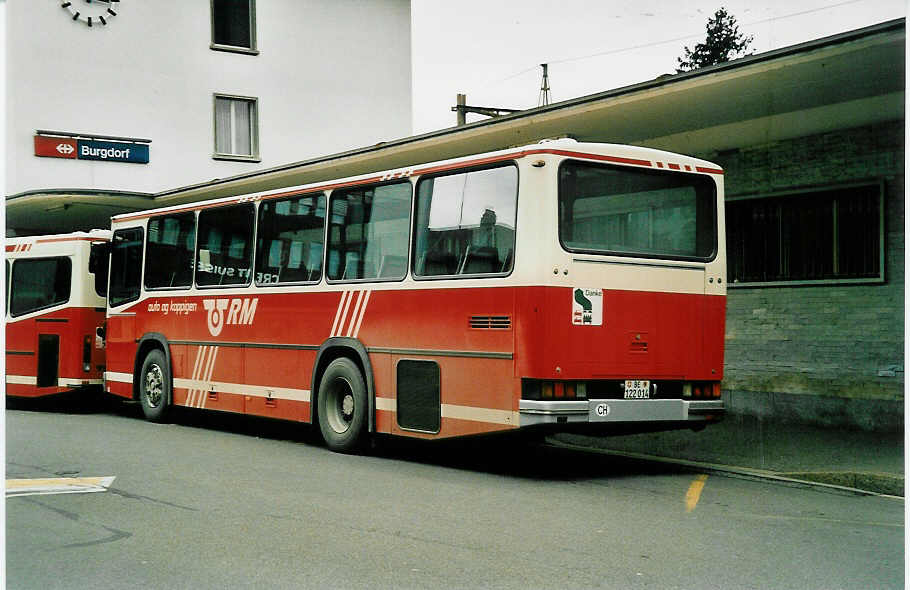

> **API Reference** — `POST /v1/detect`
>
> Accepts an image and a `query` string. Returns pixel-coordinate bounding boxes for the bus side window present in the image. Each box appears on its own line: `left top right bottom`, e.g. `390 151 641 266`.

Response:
145 213 195 289
413 165 518 278
197 204 254 287
327 182 411 282
255 193 326 285
109 228 144 307
89 241 111 297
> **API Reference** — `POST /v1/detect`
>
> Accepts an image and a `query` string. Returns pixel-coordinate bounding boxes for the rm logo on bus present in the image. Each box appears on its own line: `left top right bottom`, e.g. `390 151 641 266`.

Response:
203 298 258 336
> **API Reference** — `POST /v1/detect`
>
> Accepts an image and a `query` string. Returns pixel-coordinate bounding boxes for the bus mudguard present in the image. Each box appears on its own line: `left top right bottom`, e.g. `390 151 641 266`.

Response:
311 337 376 432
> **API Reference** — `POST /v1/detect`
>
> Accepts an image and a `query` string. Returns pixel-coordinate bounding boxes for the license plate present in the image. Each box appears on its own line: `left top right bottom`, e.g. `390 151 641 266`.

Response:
624 379 650 399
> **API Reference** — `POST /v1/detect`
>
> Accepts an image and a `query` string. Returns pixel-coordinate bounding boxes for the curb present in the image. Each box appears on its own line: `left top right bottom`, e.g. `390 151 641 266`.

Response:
545 439 905 499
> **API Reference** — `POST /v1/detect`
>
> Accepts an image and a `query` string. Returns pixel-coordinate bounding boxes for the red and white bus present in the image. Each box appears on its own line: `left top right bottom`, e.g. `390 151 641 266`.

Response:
5 231 110 398
103 139 726 452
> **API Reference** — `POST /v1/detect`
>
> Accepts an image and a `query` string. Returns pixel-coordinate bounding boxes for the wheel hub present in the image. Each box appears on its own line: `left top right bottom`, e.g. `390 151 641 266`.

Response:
144 364 163 408
342 394 355 420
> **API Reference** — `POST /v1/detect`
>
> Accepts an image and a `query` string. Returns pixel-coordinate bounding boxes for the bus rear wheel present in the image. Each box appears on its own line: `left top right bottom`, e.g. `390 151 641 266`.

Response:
139 349 171 423
317 357 367 453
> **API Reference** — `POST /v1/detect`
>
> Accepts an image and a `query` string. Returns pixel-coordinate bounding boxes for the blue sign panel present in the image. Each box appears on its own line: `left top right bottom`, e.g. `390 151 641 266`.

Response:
76 139 149 164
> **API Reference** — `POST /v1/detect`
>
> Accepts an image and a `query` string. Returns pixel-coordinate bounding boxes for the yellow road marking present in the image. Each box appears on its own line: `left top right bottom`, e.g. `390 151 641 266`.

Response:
685 474 709 513
6 476 116 497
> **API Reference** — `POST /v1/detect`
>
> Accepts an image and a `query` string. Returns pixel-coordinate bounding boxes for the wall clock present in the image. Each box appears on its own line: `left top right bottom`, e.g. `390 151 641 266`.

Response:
61 0 120 28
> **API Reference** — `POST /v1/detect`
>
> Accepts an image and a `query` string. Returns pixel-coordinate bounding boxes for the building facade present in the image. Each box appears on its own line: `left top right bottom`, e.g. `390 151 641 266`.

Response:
715 120 904 430
6 0 412 234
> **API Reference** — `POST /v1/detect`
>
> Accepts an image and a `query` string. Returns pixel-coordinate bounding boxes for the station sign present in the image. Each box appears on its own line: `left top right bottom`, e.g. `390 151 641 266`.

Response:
34 135 149 164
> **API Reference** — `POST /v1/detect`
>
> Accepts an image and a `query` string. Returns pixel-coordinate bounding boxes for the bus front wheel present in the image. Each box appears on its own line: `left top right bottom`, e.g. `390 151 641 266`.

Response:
317 357 367 453
139 349 171 423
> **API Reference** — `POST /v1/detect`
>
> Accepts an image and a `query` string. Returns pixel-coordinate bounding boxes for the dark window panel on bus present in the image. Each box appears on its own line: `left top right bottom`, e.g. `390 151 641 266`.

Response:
256 193 326 285
145 213 196 289
109 228 144 308
726 183 883 285
9 257 72 317
413 165 518 278
196 204 254 287
327 182 411 282
558 161 717 262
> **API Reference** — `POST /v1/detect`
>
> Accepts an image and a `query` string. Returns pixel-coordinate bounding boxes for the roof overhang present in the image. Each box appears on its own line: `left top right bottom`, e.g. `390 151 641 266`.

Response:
7 19 904 234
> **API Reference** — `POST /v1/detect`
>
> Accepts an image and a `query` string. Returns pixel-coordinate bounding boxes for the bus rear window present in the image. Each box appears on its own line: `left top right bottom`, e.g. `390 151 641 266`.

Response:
559 161 717 261
10 257 72 317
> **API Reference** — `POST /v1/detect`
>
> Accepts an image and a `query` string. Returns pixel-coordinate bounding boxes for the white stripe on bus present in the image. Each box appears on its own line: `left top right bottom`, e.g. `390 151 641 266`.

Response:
346 290 365 337
336 291 355 337
199 346 219 409
441 404 518 426
330 291 351 337
352 290 371 338
105 371 133 384
6 375 38 385
375 396 518 427
58 378 103 386
6 376 103 386
186 345 207 408
176 379 311 402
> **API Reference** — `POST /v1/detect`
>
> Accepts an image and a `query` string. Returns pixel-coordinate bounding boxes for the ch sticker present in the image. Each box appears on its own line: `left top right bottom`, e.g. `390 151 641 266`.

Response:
572 288 603 326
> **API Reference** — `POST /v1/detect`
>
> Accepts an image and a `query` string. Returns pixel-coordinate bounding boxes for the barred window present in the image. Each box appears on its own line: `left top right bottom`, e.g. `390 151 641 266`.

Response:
726 184 883 285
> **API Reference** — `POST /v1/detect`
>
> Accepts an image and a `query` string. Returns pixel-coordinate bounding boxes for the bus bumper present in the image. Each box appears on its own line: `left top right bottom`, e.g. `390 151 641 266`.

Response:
519 399 724 427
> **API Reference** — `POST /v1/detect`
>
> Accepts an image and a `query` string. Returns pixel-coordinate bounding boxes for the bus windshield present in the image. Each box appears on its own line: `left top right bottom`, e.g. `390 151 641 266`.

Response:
558 160 717 261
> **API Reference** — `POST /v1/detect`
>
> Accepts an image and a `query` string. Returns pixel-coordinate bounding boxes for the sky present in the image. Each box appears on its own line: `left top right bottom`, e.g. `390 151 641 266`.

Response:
411 0 907 133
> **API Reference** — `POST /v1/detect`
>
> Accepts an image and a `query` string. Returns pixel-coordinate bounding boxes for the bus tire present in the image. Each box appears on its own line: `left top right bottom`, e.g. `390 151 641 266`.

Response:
317 357 368 453
139 349 171 423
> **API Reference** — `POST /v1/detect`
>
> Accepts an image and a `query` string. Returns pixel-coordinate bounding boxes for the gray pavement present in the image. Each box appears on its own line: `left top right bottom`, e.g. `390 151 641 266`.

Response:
553 412 905 496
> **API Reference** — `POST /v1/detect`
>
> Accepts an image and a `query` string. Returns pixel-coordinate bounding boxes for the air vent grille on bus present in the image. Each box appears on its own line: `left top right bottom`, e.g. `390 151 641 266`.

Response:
470 315 511 330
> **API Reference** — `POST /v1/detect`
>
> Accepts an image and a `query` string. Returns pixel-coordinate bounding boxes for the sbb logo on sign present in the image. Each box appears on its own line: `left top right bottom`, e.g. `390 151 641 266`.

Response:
33 135 149 164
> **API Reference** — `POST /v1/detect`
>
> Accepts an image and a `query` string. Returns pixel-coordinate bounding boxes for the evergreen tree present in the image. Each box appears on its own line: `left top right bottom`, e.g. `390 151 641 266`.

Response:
677 7 753 72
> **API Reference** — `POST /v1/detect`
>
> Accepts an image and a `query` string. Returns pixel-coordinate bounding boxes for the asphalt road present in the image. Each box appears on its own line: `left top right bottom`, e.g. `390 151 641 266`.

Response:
5 399 905 589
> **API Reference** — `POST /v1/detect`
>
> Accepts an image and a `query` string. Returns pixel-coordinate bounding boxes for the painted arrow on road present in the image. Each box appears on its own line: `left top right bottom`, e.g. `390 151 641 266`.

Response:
6 476 116 497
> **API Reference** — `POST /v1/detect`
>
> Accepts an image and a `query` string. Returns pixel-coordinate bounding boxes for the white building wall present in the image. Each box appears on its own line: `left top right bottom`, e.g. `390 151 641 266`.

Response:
6 1 412 196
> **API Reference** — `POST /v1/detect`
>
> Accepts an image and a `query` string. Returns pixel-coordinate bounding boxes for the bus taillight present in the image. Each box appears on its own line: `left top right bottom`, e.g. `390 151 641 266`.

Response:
522 379 587 400
682 382 722 399
83 335 92 372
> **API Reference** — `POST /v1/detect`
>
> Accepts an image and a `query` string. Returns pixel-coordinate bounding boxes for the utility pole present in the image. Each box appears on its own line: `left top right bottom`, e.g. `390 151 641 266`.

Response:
538 64 551 107
452 93 520 126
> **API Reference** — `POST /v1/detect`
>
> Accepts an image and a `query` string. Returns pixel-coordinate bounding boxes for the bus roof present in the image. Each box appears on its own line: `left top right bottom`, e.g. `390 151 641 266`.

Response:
111 140 723 224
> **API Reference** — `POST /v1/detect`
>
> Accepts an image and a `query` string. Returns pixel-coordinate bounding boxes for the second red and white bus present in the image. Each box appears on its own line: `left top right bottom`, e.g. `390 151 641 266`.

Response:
5 231 110 398
103 139 726 452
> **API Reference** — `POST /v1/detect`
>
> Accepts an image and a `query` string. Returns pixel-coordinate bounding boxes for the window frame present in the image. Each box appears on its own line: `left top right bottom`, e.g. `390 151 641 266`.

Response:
254 192 327 287
144 211 198 291
726 181 885 288
557 159 719 263
210 0 258 55
195 203 256 289
9 256 73 318
108 227 145 308
212 93 260 162
325 180 413 285
411 162 520 282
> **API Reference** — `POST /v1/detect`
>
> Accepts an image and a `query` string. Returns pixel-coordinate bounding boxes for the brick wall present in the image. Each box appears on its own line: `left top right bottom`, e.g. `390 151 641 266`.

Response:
703 120 904 430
